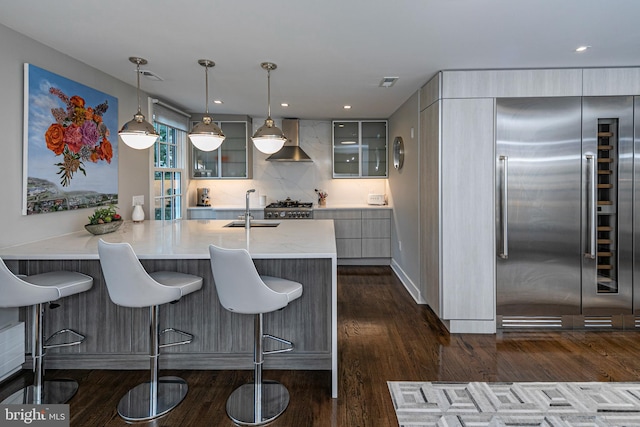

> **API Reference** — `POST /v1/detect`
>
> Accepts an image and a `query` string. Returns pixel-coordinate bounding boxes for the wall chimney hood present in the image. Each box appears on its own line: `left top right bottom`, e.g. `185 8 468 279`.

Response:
266 119 313 162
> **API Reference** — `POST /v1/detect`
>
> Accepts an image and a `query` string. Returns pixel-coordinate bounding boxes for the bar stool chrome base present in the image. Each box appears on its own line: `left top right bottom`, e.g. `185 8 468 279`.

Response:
117 376 188 422
226 380 290 426
1 379 79 405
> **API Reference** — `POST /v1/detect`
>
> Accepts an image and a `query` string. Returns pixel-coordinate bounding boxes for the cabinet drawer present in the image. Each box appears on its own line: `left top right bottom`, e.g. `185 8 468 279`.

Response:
312 210 333 219
362 219 390 238
336 238 362 258
362 238 390 258
362 209 391 219
334 219 362 239
314 209 361 220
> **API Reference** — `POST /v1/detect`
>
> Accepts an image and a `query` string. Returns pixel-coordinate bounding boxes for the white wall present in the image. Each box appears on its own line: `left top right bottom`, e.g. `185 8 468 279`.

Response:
387 92 422 300
0 23 150 247
186 119 388 207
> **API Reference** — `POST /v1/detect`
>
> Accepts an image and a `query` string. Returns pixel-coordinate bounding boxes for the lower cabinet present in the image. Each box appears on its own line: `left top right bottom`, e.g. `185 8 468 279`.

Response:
324 210 362 258
186 208 264 220
314 208 391 263
187 207 215 219
362 209 391 258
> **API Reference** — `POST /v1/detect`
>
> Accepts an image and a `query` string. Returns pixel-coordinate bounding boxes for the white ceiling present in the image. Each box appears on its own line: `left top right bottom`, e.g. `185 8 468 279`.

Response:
1 0 639 120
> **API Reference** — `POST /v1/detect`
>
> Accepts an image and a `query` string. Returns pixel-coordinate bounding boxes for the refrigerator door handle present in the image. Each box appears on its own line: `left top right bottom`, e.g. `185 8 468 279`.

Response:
585 154 596 259
499 155 508 259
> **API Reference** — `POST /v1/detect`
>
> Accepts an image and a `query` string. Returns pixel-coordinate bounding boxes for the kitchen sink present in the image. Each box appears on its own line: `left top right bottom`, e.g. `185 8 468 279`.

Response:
224 221 280 228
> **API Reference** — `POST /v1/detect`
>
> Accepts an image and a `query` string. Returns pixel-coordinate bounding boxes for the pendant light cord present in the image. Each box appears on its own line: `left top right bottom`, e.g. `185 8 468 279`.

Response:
135 59 142 114
266 67 272 119
204 63 210 115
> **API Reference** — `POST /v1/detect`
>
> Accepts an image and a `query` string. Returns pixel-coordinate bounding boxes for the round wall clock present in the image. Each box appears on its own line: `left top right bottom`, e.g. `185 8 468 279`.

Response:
393 136 404 170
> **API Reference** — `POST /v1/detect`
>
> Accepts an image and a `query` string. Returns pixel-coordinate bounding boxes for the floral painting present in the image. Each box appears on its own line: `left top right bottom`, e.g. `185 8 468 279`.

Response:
23 64 118 215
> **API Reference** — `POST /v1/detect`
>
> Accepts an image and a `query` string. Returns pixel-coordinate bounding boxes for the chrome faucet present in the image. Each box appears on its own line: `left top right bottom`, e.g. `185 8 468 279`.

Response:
245 189 255 229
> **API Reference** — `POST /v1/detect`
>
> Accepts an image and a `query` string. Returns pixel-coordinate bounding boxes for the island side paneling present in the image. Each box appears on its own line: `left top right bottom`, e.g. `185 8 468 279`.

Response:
13 258 331 371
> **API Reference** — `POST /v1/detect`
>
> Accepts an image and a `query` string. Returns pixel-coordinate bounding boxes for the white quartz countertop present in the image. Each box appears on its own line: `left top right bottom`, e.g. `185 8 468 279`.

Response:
0 219 337 260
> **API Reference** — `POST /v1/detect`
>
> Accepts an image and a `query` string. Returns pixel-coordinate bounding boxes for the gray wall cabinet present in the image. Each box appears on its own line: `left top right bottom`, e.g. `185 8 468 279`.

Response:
191 115 253 179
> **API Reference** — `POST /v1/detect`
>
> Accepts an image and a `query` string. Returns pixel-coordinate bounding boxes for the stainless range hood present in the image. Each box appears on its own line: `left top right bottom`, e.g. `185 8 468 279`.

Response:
266 118 313 162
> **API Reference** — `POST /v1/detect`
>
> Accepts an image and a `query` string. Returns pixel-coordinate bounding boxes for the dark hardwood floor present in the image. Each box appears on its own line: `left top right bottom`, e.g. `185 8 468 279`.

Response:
3 266 640 426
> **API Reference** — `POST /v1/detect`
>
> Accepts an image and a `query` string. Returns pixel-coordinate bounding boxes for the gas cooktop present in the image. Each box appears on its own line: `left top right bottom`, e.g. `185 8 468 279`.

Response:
264 198 313 219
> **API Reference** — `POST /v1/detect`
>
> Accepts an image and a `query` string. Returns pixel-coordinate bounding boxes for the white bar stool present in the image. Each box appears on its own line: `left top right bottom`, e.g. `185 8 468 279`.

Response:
0 257 93 405
209 244 303 426
98 240 203 422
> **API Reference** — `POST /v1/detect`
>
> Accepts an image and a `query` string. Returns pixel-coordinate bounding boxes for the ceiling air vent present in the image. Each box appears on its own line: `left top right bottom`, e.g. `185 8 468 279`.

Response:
379 77 398 88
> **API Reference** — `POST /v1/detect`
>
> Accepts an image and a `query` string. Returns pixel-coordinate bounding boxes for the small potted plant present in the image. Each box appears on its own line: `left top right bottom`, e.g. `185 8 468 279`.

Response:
85 205 123 235
315 189 328 207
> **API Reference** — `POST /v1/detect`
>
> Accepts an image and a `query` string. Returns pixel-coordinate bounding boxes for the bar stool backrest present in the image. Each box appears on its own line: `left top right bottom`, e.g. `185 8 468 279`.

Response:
98 240 182 308
209 245 288 314
0 257 60 307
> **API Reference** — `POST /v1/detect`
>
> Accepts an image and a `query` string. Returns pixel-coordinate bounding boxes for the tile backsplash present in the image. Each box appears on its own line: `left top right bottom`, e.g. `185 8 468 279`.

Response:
187 119 388 207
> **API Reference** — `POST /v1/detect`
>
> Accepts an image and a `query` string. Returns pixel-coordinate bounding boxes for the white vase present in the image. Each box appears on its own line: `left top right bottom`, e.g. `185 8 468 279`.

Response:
132 205 145 222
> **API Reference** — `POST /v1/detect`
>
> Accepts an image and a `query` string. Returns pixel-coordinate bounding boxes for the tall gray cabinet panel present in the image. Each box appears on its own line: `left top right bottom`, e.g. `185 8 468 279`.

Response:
419 90 495 330
441 98 495 322
420 99 441 315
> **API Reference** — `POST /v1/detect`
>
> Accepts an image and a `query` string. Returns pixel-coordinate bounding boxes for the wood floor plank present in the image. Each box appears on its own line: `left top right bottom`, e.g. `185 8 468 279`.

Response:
3 266 640 426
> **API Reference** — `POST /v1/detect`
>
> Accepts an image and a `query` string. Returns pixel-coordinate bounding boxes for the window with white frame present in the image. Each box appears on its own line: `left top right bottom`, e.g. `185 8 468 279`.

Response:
151 101 189 220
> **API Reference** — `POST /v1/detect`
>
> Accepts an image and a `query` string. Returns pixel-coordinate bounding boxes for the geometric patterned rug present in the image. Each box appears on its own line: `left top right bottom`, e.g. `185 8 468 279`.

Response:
388 382 640 426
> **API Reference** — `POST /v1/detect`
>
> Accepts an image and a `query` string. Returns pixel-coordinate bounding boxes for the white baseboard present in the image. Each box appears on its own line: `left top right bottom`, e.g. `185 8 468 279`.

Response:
390 260 425 304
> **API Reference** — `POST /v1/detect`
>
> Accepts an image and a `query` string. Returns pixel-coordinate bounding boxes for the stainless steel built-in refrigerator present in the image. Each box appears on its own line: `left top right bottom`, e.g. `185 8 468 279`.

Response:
496 96 635 322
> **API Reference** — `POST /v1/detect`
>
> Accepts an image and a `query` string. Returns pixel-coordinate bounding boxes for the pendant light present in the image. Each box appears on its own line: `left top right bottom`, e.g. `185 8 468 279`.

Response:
118 57 160 150
251 62 286 154
188 59 225 151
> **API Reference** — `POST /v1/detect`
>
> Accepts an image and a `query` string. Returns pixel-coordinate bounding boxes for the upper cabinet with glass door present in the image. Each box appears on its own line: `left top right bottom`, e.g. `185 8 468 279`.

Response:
332 120 388 178
191 114 253 179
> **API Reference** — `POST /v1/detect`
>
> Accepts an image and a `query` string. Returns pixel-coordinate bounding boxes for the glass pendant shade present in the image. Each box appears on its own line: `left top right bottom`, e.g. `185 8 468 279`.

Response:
119 112 159 149
252 118 287 154
119 57 159 150
252 62 286 154
189 116 225 151
189 59 225 152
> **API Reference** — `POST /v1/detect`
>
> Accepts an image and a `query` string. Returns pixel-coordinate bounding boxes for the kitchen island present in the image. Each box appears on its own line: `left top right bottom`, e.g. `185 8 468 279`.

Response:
0 219 338 397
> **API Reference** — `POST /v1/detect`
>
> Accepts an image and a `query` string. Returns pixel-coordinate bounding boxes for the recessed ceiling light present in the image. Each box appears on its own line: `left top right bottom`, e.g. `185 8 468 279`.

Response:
343 105 351 109
379 77 399 88
576 45 591 52
281 103 289 107
340 141 357 145
213 100 223 104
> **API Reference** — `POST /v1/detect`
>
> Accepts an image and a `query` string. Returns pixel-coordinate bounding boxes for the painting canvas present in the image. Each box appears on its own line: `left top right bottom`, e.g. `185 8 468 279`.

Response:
23 63 119 215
